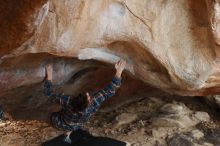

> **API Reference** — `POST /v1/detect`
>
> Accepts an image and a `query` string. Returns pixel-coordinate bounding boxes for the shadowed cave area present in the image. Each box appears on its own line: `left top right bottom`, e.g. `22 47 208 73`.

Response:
0 53 220 146
0 53 167 121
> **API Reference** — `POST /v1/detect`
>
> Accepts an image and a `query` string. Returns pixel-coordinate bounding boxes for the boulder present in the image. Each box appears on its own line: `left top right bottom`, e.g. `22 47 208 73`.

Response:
151 103 210 128
1 0 220 96
190 129 204 140
193 112 210 122
168 134 194 146
168 133 214 146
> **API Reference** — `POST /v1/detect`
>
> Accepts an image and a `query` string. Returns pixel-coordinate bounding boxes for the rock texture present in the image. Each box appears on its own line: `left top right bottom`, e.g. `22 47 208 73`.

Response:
0 96 219 146
2 1 220 145
213 95 220 107
151 103 210 128
1 0 220 96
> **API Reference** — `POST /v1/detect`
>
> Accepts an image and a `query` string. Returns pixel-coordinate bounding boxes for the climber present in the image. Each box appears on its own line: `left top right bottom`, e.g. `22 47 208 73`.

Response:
43 59 126 144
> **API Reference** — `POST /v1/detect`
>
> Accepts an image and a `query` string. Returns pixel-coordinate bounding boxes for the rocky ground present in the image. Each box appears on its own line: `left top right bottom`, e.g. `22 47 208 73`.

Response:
0 96 220 146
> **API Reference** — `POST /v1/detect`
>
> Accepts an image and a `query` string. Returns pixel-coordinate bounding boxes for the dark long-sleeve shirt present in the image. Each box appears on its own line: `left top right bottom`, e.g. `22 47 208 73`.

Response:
44 76 121 131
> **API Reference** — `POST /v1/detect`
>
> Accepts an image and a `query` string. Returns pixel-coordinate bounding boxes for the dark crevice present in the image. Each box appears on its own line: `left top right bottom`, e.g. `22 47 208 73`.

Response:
67 67 99 84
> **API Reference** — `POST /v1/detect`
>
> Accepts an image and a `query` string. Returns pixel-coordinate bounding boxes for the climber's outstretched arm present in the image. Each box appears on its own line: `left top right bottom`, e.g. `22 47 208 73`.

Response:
91 59 126 107
43 65 70 106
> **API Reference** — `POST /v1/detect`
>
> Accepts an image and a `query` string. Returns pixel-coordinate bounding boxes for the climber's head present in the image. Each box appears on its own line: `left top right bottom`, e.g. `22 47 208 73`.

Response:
70 92 92 112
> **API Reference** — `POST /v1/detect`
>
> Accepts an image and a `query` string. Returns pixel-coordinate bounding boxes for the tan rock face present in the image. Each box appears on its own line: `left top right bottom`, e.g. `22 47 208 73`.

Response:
1 0 220 97
0 0 48 56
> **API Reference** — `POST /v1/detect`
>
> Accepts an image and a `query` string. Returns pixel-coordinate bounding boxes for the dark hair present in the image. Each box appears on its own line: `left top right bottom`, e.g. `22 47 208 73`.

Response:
70 94 89 113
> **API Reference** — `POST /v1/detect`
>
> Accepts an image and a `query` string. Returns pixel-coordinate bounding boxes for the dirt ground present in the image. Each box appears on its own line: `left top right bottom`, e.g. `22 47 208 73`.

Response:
0 96 219 146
